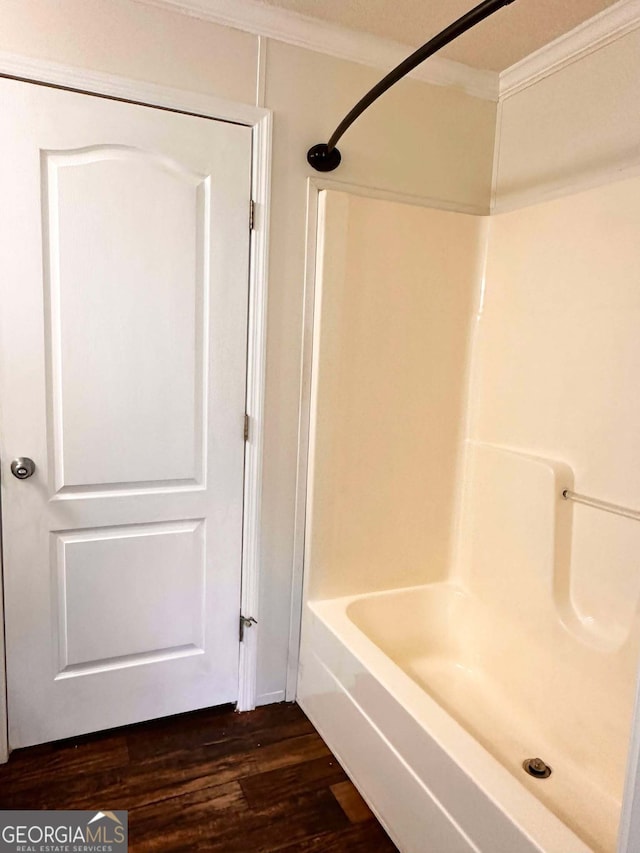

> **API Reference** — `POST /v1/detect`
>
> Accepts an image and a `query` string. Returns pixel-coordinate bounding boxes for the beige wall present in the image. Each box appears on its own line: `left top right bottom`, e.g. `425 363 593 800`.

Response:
306 191 485 599
494 27 640 210
0 0 258 101
0 0 497 703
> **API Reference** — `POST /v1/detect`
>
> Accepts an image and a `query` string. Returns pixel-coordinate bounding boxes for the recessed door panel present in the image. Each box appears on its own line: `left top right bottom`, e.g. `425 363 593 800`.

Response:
55 520 205 674
43 147 208 492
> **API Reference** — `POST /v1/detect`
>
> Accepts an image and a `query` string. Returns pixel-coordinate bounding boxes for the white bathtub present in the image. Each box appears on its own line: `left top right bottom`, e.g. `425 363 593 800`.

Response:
298 582 617 853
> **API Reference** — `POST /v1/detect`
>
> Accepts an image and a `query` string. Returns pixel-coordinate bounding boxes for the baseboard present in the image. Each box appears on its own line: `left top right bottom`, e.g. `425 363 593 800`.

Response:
255 689 286 706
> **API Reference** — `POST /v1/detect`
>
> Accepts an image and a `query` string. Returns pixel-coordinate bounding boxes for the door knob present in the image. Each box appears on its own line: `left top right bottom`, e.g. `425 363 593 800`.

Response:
11 457 36 479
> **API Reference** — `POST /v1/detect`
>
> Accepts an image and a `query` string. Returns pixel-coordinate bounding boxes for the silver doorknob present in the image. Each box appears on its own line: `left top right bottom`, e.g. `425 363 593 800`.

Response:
11 457 36 480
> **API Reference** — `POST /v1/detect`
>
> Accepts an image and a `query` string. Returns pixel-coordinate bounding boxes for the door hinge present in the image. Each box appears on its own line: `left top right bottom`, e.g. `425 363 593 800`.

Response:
240 614 258 642
244 413 250 442
249 199 256 230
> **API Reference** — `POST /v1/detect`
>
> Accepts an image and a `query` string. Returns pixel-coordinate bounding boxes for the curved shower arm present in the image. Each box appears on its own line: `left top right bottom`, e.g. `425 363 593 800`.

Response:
307 0 518 172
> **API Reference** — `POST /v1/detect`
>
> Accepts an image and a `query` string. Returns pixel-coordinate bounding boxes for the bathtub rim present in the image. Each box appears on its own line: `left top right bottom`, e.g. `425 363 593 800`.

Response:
305 580 596 853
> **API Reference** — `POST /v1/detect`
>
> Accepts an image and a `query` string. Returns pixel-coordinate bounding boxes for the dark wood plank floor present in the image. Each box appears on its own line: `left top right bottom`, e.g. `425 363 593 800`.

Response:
0 702 398 852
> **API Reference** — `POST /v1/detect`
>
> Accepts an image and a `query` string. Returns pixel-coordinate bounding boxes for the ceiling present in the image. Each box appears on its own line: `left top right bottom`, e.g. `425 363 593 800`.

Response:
254 0 622 71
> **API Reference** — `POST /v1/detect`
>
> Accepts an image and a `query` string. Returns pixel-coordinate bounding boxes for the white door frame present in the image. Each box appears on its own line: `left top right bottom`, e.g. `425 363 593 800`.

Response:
0 52 272 760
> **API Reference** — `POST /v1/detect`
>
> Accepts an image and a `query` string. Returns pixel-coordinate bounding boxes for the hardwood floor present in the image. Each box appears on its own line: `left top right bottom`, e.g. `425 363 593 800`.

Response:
0 703 398 852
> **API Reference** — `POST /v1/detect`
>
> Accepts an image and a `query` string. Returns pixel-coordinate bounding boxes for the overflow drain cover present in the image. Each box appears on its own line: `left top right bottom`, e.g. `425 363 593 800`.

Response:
523 757 552 778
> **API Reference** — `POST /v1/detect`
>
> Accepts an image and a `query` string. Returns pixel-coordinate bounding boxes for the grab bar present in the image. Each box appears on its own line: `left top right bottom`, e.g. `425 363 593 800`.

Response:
561 489 640 523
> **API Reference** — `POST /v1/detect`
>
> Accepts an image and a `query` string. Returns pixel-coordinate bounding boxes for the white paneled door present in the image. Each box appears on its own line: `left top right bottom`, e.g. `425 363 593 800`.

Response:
0 78 252 747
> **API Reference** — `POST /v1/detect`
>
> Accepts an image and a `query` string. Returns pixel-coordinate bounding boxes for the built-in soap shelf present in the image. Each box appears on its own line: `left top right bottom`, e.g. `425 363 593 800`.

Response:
459 442 640 652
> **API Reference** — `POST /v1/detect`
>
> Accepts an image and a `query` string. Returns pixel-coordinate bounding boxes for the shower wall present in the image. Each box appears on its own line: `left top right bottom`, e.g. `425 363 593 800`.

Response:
305 190 486 600
461 174 640 634
308 175 640 610
305 173 640 851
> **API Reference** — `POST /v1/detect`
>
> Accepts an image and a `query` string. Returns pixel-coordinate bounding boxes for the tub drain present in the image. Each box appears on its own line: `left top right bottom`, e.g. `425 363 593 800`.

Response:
523 757 552 778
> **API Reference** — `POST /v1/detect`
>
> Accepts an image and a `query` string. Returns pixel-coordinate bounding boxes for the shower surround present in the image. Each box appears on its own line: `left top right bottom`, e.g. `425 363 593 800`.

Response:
298 178 640 852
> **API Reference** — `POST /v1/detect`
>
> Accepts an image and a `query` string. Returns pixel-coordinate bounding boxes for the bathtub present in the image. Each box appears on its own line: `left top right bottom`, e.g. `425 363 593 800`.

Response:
297 582 618 853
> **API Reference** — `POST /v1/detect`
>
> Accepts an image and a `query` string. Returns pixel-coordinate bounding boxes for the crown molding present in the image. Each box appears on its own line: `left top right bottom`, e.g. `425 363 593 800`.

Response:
129 0 640 105
133 0 499 101
500 0 640 98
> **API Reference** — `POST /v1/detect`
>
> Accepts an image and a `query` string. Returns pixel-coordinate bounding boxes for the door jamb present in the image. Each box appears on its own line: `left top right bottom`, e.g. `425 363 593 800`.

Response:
0 52 272 758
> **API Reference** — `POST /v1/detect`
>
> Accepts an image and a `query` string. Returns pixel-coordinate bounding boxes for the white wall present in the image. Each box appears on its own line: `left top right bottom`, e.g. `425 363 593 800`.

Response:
494 25 640 211
0 0 497 704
